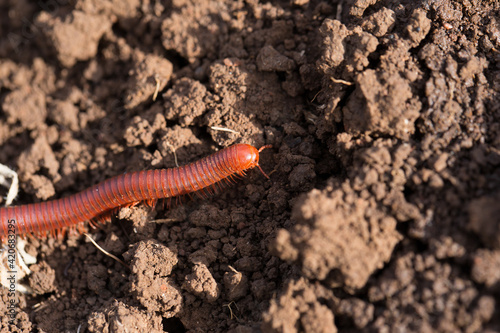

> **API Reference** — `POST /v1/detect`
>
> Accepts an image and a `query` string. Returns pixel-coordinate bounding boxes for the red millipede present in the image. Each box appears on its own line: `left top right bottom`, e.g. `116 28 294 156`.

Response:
0 143 271 242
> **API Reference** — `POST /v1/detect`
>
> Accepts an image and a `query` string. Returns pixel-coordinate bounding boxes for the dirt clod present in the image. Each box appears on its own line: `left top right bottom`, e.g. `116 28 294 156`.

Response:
471 249 500 289
36 11 112 67
273 185 401 292
87 300 163 333
124 240 182 315
262 278 336 333
468 192 500 249
28 262 56 295
257 45 296 72
183 262 220 302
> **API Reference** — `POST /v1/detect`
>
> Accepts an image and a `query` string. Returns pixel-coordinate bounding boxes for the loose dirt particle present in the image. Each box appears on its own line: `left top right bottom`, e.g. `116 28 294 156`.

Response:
262 278 336 333
336 298 374 329
125 52 173 109
17 135 60 196
76 0 141 19
343 69 420 140
468 192 500 249
406 9 432 47
124 240 182 315
257 45 296 72
362 8 396 37
2 88 47 130
48 100 80 131
87 300 163 333
28 262 56 295
183 263 220 302
471 249 500 288
223 267 249 301
161 0 229 62
163 78 208 126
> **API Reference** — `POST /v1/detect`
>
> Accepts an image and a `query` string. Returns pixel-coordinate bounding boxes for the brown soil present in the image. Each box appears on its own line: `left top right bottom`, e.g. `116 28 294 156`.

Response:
0 0 499 332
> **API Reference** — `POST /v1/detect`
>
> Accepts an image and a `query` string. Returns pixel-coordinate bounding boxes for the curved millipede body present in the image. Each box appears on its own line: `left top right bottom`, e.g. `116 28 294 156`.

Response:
0 143 271 241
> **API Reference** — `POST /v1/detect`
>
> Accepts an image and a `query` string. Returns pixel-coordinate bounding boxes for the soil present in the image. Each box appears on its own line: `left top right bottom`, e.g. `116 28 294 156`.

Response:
0 0 499 332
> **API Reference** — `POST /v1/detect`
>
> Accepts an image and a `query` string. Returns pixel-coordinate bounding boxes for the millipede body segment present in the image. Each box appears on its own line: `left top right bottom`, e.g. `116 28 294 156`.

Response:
0 143 271 241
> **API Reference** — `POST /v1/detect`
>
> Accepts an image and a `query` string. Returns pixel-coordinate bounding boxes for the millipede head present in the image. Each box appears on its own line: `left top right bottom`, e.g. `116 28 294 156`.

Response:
235 144 272 179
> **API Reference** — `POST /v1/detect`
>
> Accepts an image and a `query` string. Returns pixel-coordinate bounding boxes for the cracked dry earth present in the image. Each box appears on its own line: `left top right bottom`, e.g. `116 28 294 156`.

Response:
0 0 499 332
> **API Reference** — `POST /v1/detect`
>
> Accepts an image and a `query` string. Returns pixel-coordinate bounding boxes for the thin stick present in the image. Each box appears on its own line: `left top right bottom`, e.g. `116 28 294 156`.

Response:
153 74 161 101
83 233 129 269
267 169 278 177
149 218 182 223
223 301 239 320
310 89 322 103
164 142 179 167
330 77 354 86
210 126 240 135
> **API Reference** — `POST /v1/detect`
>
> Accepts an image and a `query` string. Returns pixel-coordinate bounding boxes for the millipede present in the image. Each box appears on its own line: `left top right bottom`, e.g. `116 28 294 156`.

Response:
0 143 272 242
